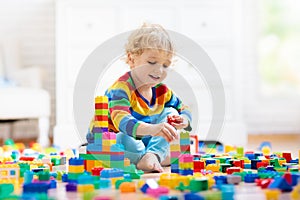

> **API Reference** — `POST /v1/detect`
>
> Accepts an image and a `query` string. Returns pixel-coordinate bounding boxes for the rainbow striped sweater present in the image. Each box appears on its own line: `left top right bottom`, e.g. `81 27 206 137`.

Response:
91 71 192 138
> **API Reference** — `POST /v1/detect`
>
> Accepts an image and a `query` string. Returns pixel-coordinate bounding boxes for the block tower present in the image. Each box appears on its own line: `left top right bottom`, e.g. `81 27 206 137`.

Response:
80 96 127 172
170 131 192 174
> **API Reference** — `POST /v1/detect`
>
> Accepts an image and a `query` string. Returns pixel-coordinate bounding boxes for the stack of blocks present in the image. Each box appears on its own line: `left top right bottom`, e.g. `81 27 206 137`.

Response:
0 164 20 187
80 96 127 171
170 131 191 174
68 158 84 182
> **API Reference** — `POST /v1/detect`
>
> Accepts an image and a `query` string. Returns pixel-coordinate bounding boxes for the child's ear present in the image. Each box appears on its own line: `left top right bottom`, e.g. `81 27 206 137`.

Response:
127 53 135 69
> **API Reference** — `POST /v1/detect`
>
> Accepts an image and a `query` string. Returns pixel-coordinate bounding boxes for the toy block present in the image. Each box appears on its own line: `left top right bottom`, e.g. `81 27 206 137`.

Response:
179 154 193 163
77 184 94 193
103 140 116 146
102 161 111 168
180 145 190 152
179 169 193 176
226 167 241 174
78 174 94 185
103 132 116 140
171 151 181 158
66 182 77 192
100 168 124 178
94 160 103 167
180 138 190 146
265 189 281 200
0 183 14 197
179 163 193 170
206 164 220 172
23 182 49 194
111 154 125 161
193 160 205 172
86 160 95 172
68 173 82 181
95 121 109 127
94 133 102 140
92 127 104 133
69 158 84 166
110 161 125 169
95 110 109 116
69 165 84 173
244 173 259 183
110 144 125 152
95 103 108 109
119 182 136 193
95 96 108 103
227 175 242 185
94 115 109 122
124 158 130 166
290 184 300 200
102 145 111 152
188 178 208 192
87 144 102 152
170 144 180 151
180 131 190 139
92 167 104 176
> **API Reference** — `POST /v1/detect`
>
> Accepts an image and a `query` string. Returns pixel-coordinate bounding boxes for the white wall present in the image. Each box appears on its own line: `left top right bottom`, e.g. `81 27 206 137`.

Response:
0 0 56 133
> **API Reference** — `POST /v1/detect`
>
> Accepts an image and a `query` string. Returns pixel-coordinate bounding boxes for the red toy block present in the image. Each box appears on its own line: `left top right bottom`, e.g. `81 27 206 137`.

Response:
92 167 104 176
95 103 108 109
95 115 109 121
283 173 292 185
20 157 35 161
256 178 273 189
193 160 205 172
226 167 241 174
282 152 292 163
257 162 269 169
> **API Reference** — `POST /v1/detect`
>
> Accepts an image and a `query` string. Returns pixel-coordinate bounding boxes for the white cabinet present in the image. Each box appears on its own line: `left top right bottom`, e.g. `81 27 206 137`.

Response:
55 0 246 149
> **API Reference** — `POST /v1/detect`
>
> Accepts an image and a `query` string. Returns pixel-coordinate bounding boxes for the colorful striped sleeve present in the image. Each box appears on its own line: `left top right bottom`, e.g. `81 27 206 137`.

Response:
105 82 140 138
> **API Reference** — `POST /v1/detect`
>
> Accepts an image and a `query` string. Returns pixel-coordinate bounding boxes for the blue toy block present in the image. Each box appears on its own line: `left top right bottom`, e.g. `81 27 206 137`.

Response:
110 154 125 161
100 168 124 178
140 183 149 193
110 144 125 152
159 195 179 200
245 153 255 160
62 174 68 182
179 169 193 176
78 174 94 185
69 158 84 166
180 139 190 145
205 159 216 165
24 171 34 184
268 177 293 192
266 165 275 171
171 164 179 169
171 169 180 173
221 184 235 200
291 174 300 186
244 163 251 169
66 182 77 192
23 182 49 194
87 143 102 152
251 159 261 169
86 131 94 143
98 179 111 189
184 193 205 200
49 180 57 189
214 176 227 185
244 173 259 183
254 153 263 159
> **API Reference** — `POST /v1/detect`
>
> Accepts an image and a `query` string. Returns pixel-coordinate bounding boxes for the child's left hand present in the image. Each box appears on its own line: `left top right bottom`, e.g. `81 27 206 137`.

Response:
167 115 188 130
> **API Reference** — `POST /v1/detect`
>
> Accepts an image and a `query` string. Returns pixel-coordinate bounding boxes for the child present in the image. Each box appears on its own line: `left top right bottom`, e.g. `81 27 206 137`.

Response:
91 23 192 172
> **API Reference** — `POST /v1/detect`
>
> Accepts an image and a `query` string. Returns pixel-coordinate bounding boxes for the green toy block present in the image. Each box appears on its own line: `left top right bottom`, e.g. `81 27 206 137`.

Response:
189 179 208 192
115 179 131 189
0 183 14 197
38 171 50 181
95 109 108 115
68 173 83 180
236 147 244 156
204 191 222 200
110 161 124 169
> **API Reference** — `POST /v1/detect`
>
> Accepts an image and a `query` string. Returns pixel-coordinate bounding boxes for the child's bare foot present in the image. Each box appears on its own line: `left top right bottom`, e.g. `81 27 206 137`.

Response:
161 155 170 167
137 153 164 172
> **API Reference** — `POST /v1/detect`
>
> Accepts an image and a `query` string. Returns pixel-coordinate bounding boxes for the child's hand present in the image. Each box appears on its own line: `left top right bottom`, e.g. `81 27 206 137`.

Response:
151 123 178 142
167 115 188 130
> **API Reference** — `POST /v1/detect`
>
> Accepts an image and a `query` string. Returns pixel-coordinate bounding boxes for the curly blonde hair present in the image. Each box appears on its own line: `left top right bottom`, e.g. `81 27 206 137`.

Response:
125 23 174 63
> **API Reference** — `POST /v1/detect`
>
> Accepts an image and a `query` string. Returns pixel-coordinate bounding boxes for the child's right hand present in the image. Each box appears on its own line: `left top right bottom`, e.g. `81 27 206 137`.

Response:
151 123 178 142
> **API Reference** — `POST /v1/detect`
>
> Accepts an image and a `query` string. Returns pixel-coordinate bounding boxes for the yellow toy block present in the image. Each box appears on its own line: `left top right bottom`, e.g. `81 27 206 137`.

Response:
265 189 280 200
68 165 84 173
290 184 300 200
225 145 235 153
278 159 286 166
170 144 180 151
179 162 193 169
95 96 108 103
111 177 123 185
95 121 109 127
206 164 220 172
124 158 130 166
94 160 103 167
103 140 116 146
102 161 110 168
102 145 110 152
77 184 94 192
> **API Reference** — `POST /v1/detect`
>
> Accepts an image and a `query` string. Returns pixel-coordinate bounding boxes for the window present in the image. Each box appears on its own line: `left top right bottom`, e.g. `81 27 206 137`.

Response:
258 0 300 97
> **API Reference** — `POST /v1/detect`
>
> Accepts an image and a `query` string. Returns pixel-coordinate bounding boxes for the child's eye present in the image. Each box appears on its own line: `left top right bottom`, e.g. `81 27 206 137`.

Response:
163 64 169 68
148 61 157 65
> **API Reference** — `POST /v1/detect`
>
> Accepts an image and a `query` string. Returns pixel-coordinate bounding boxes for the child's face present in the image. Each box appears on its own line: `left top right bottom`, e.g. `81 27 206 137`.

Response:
129 49 172 88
